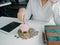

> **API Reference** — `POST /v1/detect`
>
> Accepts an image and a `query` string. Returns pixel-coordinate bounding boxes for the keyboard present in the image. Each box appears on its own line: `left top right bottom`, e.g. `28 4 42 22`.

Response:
0 22 21 32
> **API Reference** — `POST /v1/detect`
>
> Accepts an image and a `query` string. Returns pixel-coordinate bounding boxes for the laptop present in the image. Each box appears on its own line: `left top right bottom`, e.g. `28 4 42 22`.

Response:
0 21 21 34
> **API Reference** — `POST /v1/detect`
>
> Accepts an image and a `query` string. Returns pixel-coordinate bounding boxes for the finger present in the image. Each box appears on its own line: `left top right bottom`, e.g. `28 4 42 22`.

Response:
22 15 25 23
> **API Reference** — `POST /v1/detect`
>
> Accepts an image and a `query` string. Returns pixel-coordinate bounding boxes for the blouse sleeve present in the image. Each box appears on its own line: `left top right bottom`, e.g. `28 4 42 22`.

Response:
26 0 32 20
52 2 60 25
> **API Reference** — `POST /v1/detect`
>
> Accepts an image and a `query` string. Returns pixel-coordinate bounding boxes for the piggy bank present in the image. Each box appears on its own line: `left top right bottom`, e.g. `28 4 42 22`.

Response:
20 23 29 32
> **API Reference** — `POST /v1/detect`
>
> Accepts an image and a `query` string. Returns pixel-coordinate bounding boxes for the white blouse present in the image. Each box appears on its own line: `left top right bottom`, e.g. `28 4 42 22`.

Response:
52 2 60 25
26 0 53 22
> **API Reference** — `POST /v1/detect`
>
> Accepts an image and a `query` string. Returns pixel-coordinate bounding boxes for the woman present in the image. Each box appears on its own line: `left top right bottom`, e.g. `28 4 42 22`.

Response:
17 0 58 23
17 0 58 45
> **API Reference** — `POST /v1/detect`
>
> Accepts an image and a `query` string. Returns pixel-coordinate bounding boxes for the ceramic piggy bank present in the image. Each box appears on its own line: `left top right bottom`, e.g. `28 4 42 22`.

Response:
20 23 29 32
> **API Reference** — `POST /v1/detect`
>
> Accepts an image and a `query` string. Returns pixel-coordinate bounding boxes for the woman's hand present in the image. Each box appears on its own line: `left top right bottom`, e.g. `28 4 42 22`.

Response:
17 8 26 23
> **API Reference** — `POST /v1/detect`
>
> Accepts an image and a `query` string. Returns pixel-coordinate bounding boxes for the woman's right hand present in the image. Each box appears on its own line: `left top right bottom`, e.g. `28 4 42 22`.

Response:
17 8 26 23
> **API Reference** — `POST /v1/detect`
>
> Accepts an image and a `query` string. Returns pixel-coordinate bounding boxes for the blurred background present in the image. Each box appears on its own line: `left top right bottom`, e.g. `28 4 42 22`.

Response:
0 0 29 18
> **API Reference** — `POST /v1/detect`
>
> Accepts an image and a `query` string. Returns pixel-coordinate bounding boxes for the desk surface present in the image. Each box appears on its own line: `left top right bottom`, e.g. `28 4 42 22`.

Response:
0 16 55 45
